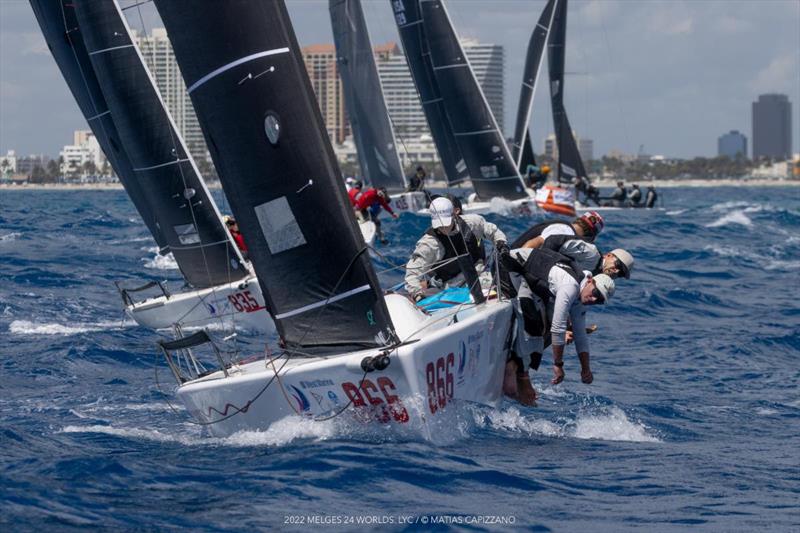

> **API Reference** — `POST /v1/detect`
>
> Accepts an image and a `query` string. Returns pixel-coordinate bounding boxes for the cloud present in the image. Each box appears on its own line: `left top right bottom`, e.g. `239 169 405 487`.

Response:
748 54 798 94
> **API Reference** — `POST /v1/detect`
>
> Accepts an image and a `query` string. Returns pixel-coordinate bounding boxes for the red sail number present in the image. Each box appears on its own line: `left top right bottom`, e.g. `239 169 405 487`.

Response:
227 290 262 313
341 377 409 423
426 353 455 414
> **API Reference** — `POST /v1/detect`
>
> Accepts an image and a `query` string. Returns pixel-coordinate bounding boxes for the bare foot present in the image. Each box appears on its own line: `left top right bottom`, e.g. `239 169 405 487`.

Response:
516 374 538 406
551 366 565 385
503 360 518 398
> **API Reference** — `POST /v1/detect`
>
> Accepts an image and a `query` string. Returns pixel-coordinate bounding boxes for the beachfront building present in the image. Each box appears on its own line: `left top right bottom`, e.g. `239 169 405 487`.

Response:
60 131 106 180
544 132 593 163
1 150 17 179
718 130 748 159
752 94 792 160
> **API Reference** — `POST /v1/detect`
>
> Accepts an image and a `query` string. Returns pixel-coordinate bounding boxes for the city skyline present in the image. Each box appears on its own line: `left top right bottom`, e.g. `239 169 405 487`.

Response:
1 0 799 160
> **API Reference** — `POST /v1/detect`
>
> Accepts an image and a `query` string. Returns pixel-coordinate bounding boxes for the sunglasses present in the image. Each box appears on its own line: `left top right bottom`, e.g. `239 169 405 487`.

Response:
613 256 629 277
591 287 605 304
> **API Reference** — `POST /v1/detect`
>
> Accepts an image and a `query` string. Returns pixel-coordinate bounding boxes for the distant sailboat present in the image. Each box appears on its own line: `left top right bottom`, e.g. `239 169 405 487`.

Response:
329 0 427 213
151 0 516 437
29 0 274 333
392 0 535 214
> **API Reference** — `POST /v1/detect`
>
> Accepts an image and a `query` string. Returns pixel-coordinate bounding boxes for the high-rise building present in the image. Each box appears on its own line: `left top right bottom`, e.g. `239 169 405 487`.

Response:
752 94 792 160
544 132 592 163
578 136 594 162
60 130 105 176
135 28 206 162
718 130 747 159
461 39 504 133
301 44 350 144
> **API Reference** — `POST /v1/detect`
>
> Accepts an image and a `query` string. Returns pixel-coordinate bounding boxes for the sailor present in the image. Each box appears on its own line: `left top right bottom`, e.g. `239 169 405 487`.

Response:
511 210 605 249
585 182 601 206
502 247 615 392
608 180 627 207
347 180 363 207
405 166 427 192
354 186 397 244
645 185 658 208
629 183 642 206
535 234 635 279
525 164 550 189
404 196 508 302
224 216 248 259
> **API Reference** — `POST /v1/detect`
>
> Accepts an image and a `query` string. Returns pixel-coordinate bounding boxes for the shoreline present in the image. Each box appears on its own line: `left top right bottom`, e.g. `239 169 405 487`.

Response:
1 178 798 191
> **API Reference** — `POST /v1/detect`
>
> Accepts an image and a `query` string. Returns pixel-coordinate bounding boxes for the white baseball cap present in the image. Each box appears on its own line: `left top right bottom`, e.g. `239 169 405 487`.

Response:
429 197 454 228
610 248 634 279
593 274 615 304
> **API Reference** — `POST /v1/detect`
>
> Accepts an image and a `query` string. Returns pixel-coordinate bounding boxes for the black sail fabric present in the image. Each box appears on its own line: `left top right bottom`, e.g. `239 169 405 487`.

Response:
330 0 406 191
29 0 165 251
73 0 248 289
512 0 558 171
153 0 397 353
390 0 468 186
548 0 588 184
419 0 527 201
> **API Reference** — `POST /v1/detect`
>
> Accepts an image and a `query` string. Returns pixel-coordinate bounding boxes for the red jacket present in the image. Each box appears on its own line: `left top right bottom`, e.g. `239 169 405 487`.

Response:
232 231 248 253
347 187 361 207
354 188 394 215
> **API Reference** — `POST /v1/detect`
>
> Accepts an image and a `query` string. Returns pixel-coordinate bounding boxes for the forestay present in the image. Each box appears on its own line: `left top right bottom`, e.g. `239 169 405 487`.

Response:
548 0 588 185
419 0 527 201
73 0 248 289
29 0 165 251
390 0 468 186
330 0 406 191
512 0 558 172
154 0 397 353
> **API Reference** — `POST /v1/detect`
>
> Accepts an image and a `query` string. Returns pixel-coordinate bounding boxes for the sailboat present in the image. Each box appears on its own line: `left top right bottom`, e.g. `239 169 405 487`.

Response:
29 0 277 333
329 0 428 214
150 0 516 437
534 0 585 217
391 0 535 215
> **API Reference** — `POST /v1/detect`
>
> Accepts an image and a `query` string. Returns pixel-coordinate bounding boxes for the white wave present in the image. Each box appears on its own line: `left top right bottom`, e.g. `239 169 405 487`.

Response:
571 406 659 442
0 231 21 243
710 200 752 212
143 251 178 270
666 209 686 216
755 408 778 416
8 319 133 336
705 210 752 228
704 244 800 270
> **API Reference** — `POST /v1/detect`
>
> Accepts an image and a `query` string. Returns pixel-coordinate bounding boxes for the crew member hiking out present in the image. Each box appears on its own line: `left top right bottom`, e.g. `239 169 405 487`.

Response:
511 211 605 249
224 216 248 260
354 186 397 244
404 196 508 302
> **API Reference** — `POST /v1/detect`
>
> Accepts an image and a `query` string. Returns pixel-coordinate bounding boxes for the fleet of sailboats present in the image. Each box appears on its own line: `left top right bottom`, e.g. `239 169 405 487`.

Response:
30 0 614 437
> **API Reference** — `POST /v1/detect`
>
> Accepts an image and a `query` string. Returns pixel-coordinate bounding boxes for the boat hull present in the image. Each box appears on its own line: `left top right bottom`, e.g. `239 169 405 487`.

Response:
127 276 275 333
175 295 514 438
534 184 576 216
391 191 429 214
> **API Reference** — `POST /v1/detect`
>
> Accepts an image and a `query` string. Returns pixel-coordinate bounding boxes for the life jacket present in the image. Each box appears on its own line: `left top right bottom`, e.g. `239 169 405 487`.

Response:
425 217 485 283
510 220 571 249
541 234 603 274
645 189 658 208
515 248 582 301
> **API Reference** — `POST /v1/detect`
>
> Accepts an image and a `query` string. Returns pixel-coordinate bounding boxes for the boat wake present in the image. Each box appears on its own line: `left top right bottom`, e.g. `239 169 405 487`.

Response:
8 319 135 336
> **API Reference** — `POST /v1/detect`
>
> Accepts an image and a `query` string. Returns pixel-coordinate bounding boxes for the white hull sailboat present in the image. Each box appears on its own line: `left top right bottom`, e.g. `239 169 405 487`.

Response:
166 294 513 437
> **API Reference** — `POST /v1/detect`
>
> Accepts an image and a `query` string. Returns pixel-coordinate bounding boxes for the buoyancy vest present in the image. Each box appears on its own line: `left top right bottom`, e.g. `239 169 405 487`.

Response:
510 219 571 248
425 217 485 283
541 234 603 275
515 248 582 301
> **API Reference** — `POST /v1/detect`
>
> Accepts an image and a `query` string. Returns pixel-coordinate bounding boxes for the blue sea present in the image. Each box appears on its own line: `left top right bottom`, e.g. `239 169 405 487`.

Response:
1 186 798 531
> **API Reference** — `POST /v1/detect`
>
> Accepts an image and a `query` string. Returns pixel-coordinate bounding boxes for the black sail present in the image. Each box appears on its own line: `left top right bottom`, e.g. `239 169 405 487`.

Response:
419 0 527 201
153 0 397 353
72 0 248 289
330 0 406 191
512 0 558 171
29 0 165 250
390 0 468 186
548 0 588 184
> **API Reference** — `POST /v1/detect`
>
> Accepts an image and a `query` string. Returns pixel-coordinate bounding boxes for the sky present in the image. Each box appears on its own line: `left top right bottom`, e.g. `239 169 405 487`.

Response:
1 0 798 160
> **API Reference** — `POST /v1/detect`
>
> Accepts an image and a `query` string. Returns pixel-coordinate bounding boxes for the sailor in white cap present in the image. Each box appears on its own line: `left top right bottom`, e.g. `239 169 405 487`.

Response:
501 247 616 399
404 196 508 302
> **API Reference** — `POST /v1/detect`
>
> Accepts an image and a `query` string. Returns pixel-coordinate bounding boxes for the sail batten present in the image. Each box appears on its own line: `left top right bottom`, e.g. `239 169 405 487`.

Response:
154 0 397 353
72 0 248 289
330 0 406 191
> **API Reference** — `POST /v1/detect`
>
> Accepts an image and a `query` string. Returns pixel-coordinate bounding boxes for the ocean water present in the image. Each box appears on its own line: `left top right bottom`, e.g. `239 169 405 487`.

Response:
1 186 798 531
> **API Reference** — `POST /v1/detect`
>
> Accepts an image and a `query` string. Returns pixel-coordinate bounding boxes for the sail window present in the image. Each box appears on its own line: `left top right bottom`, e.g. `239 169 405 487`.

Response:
480 165 499 179
264 113 281 145
174 223 200 245
254 197 306 254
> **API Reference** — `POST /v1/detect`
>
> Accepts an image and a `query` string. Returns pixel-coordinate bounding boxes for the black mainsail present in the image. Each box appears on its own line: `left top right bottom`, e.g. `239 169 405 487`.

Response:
548 0 588 185
29 0 164 250
330 0 406 191
390 0 468 186
512 0 558 172
419 0 527 201
153 0 397 353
